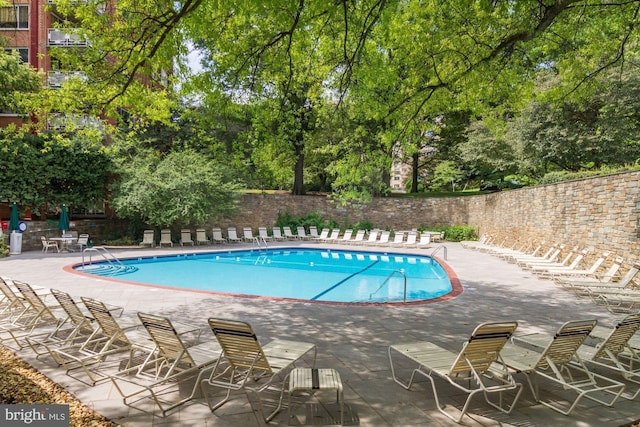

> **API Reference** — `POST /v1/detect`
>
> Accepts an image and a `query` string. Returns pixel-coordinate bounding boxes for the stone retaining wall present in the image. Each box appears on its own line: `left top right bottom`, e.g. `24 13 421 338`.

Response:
9 171 640 264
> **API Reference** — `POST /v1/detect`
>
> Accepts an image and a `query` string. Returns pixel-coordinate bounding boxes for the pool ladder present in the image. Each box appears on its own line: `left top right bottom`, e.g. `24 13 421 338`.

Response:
253 236 268 251
369 269 407 303
430 245 448 260
80 246 126 272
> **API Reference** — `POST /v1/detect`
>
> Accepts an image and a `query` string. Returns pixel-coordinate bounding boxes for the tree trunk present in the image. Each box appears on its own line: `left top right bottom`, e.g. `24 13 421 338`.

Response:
292 141 306 195
410 152 419 193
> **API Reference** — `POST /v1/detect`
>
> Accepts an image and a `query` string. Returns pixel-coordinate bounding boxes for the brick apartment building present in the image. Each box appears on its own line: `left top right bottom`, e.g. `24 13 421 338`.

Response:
1 0 93 129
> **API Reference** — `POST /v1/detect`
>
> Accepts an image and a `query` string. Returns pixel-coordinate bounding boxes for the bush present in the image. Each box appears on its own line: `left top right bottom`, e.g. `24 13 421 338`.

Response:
418 225 477 242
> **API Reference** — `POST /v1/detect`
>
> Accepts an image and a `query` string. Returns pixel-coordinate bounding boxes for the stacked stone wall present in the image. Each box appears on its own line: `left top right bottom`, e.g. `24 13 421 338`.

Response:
11 171 640 264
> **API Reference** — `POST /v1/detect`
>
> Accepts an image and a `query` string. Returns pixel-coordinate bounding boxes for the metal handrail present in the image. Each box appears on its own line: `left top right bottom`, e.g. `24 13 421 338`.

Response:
253 236 268 250
81 246 125 270
369 269 407 303
430 245 448 260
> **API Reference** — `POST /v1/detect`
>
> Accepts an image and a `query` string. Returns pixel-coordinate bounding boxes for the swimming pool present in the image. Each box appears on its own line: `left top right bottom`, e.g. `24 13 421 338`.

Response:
72 248 457 304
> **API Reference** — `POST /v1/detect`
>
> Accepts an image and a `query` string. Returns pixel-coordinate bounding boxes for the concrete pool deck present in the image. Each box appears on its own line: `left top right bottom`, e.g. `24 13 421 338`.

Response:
1 240 639 426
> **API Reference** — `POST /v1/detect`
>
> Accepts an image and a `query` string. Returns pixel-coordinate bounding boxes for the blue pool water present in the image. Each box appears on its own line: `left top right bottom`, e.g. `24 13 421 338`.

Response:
74 248 452 303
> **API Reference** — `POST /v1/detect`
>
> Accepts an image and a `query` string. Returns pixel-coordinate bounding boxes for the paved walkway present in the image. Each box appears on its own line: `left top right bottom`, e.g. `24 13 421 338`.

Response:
1 241 639 426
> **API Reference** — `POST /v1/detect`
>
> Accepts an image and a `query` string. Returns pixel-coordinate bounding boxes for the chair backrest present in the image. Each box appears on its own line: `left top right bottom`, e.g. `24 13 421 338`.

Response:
283 227 294 238
405 231 417 245
318 228 330 239
598 257 624 283
391 231 404 244
0 277 27 311
611 262 640 288
366 230 379 243
13 280 57 322
592 313 640 360
309 226 319 238
141 230 155 244
449 321 518 375
341 229 353 241
328 229 340 240
535 319 597 369
378 230 390 243
160 229 172 243
272 227 283 239
138 312 196 367
419 233 431 245
228 228 239 239
81 297 129 345
584 251 610 274
212 229 224 240
297 227 307 238
352 230 365 242
77 234 89 245
181 229 193 242
208 317 272 374
243 227 253 239
197 229 208 241
51 289 91 328
258 227 269 238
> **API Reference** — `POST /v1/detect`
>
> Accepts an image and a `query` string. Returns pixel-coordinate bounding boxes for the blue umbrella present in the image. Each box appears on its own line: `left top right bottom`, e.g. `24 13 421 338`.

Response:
8 203 19 232
58 204 70 234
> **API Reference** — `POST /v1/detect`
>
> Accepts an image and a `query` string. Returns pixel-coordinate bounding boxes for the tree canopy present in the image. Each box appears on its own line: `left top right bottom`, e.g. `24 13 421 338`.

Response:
8 0 640 205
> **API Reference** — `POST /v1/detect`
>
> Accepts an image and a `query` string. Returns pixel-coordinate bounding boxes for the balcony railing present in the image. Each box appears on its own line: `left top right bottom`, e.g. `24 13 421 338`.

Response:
47 113 102 131
47 29 88 47
47 71 87 88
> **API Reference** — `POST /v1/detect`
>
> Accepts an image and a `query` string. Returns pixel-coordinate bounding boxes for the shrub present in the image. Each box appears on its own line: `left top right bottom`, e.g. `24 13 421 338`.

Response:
418 225 477 241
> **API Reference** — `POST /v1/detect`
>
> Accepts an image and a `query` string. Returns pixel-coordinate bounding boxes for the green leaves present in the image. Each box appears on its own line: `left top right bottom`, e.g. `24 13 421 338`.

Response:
110 150 243 227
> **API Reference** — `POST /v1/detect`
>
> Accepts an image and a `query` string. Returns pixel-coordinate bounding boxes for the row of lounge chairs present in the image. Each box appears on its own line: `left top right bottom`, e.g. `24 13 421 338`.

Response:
463 234 640 314
0 275 316 421
390 315 640 422
3 274 640 423
140 226 440 248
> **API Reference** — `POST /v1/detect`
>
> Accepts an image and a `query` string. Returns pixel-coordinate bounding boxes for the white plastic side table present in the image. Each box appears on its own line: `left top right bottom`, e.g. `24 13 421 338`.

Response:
288 367 344 425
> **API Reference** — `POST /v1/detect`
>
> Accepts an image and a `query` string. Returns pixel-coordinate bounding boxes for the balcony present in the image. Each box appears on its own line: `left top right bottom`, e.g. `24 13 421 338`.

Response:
47 113 102 131
47 29 88 47
47 71 87 88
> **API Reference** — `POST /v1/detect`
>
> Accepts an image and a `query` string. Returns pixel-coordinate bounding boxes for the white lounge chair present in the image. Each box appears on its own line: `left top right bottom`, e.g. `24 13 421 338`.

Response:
211 228 226 244
403 231 417 247
361 229 379 245
196 228 210 245
296 226 309 240
111 313 221 417
226 227 243 243
272 227 286 241
75 233 90 251
389 321 522 423
202 318 317 422
283 226 297 240
159 229 173 247
389 231 405 247
348 229 365 245
258 227 273 242
139 230 155 248
242 227 254 242
180 229 195 246
500 319 625 415
416 232 431 249
338 229 353 244
376 230 390 245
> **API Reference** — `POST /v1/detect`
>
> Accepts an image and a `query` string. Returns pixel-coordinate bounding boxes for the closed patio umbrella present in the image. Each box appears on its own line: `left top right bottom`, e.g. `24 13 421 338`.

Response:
8 203 19 232
58 204 70 235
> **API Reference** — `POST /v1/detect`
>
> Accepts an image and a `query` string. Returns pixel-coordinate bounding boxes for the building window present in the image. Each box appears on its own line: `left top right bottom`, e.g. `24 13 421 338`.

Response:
0 5 29 30
4 48 28 63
